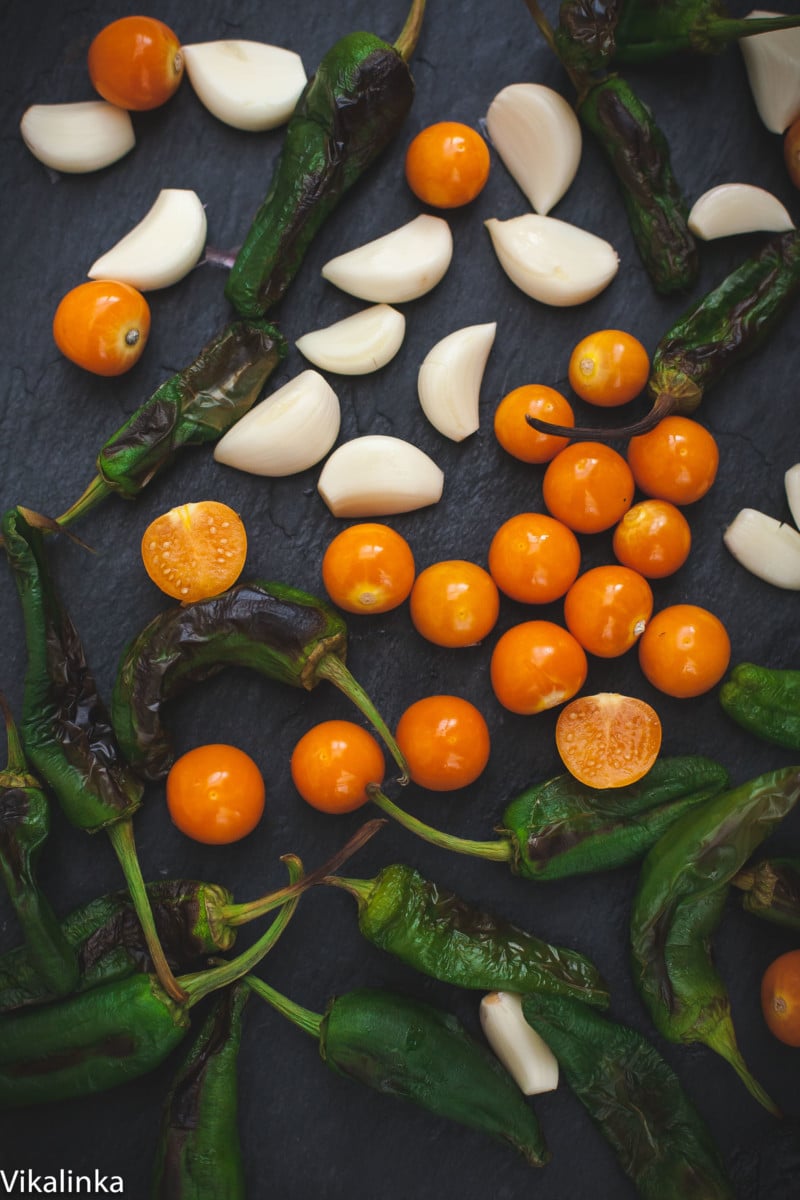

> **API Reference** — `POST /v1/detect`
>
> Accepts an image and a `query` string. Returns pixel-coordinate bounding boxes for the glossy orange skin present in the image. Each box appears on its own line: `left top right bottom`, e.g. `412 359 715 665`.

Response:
626 416 719 505
564 565 653 658
322 523 415 615
88 16 183 111
395 695 491 791
761 949 800 1046
290 720 385 814
53 280 150 377
612 499 692 579
785 117 800 190
405 121 490 208
489 512 580 604
141 501 247 603
490 620 588 715
568 330 650 407
543 442 635 534
638 604 731 698
166 744 265 844
555 693 662 788
409 560 500 647
494 385 574 463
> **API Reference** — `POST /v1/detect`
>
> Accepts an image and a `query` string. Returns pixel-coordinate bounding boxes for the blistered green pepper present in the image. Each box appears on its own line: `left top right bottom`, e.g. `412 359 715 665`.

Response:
720 663 800 752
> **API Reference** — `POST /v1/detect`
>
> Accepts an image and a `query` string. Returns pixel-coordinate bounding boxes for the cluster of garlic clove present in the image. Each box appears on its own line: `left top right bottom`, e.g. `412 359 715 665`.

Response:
723 463 800 589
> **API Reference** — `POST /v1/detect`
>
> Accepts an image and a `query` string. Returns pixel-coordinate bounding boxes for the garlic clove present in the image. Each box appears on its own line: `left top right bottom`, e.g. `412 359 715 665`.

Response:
740 12 800 133
723 507 800 589
317 435 444 517
182 40 307 131
479 992 559 1096
417 323 497 442
214 369 340 477
688 183 795 239
88 189 208 291
485 83 582 215
785 463 800 528
295 305 406 375
320 214 453 303
20 101 135 174
484 214 619 306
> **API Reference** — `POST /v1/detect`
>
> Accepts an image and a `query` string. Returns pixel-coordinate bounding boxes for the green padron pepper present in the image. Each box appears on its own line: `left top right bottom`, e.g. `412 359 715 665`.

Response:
720 663 800 752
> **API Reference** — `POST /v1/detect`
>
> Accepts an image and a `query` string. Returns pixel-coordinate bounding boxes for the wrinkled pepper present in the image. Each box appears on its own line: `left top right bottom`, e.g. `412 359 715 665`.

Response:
225 0 425 317
110 580 408 780
720 662 800 752
326 861 608 1006
733 857 800 931
521 992 735 1199
56 319 286 527
247 977 549 1167
0 692 78 999
630 765 800 1114
152 982 250 1200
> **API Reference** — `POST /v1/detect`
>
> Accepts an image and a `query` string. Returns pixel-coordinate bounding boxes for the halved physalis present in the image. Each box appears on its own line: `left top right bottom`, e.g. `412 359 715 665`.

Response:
555 692 662 789
141 500 247 602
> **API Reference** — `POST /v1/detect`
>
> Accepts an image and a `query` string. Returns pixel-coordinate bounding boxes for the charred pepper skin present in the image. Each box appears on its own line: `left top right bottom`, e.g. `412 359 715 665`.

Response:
328 862 609 1007
720 663 800 753
733 857 800 931
521 992 735 1200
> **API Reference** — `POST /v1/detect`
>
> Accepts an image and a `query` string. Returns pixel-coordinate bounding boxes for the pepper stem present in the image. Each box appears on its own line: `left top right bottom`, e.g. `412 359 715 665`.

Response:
322 873 374 908
245 973 323 1040
314 653 410 784
106 817 188 1003
56 475 112 528
705 1018 781 1117
0 692 29 777
521 0 586 95
709 14 800 45
526 390 678 441
394 0 426 62
368 785 512 862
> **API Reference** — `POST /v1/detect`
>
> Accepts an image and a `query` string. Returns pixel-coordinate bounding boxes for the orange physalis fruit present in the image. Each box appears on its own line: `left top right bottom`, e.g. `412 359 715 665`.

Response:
555 692 662 789
141 500 247 603
761 949 800 1047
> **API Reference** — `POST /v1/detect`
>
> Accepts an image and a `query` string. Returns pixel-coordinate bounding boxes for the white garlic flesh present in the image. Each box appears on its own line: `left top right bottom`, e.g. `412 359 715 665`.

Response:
295 305 406 375
417 323 497 442
688 183 794 239
20 101 135 174
182 40 307 131
88 190 208 291
485 83 582 215
484 214 619 306
317 435 444 517
321 215 453 303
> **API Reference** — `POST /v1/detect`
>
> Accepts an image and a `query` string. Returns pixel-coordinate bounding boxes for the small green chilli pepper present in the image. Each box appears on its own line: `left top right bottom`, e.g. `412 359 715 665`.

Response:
0 692 79 999
720 663 800 753
0 858 303 1109
247 977 550 1168
152 982 250 1200
521 992 735 1200
56 319 286 527
225 0 425 318
326 862 609 1007
630 765 800 1115
368 757 729 881
110 580 408 781
733 857 800 932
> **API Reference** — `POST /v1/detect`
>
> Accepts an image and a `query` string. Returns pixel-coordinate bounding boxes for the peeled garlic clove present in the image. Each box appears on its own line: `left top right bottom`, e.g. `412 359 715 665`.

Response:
479 993 559 1096
214 369 340 477
182 40 306 131
485 83 582 215
295 305 406 375
20 101 135 173
321 215 453 303
318 435 443 517
88 189 207 291
785 463 800 528
723 507 800 589
740 12 800 133
417 323 497 442
485 214 619 306
688 183 795 239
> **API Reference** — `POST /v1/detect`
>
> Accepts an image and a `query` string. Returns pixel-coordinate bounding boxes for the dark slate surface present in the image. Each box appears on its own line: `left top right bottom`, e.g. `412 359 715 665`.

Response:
1 0 800 1196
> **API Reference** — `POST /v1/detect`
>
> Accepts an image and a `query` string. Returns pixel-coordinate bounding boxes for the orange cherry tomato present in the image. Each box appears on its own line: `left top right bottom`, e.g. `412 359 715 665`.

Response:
405 121 490 208
626 416 719 505
638 604 731 698
141 500 247 603
568 330 650 407
555 693 662 788
488 513 580 604
395 695 491 791
490 620 588 715
166 744 265 844
564 565 653 658
53 280 150 377
542 442 635 534
761 949 800 1046
409 560 500 647
493 385 575 464
612 499 692 579
290 720 385 814
321 523 415 615
88 16 184 111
